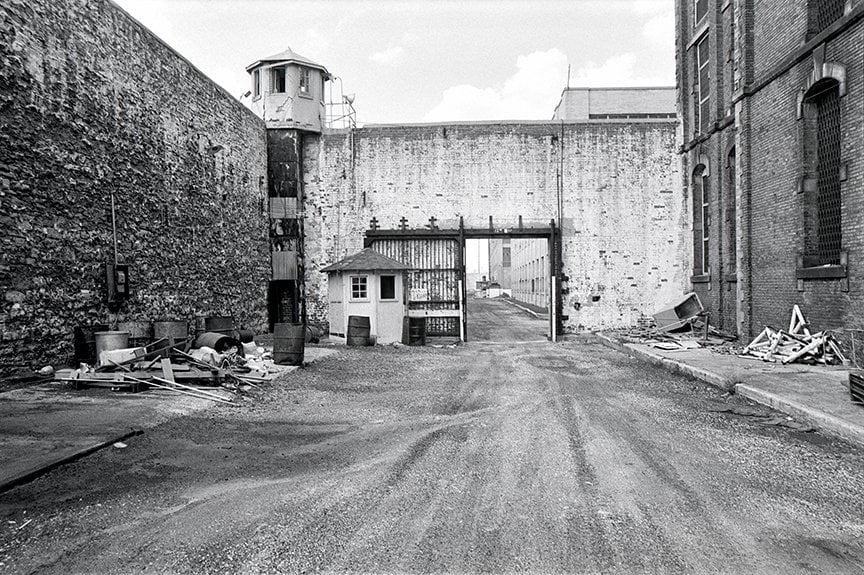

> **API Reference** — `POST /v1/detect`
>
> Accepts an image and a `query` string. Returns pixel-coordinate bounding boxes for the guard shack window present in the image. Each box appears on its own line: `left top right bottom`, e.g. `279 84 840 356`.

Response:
351 276 368 300
270 67 286 93
380 275 396 300
252 69 261 98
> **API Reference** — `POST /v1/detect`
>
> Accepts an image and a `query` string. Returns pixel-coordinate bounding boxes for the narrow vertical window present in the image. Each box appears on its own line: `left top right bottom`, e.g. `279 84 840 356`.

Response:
696 35 711 135
726 149 737 274
693 166 710 275
815 88 842 264
253 69 261 98
271 67 286 93
695 0 709 25
300 68 311 95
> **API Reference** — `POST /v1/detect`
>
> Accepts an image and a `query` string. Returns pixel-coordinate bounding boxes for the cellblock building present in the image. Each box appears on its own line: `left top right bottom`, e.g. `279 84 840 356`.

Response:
676 0 864 339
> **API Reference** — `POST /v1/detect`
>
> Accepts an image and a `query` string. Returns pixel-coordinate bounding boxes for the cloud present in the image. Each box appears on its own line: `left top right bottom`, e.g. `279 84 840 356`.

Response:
369 46 405 66
424 48 568 122
642 11 674 46
569 53 672 87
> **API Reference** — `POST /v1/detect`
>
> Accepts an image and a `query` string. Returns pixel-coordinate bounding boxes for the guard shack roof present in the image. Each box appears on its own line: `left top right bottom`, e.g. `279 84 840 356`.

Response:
320 248 410 273
246 47 329 76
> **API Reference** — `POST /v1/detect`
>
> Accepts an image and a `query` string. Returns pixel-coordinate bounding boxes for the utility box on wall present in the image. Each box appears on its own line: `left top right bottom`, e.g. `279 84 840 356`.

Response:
106 263 130 304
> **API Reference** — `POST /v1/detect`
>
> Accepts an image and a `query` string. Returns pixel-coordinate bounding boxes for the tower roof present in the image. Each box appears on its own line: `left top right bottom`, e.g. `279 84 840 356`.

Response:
246 47 329 75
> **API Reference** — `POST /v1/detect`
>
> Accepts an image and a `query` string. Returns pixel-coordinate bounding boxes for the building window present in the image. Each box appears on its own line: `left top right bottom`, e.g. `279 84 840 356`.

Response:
695 35 711 135
809 0 847 36
380 275 396 300
693 165 710 275
351 276 368 300
695 0 708 26
270 67 286 93
726 148 737 274
299 68 311 95
801 80 843 266
253 69 261 98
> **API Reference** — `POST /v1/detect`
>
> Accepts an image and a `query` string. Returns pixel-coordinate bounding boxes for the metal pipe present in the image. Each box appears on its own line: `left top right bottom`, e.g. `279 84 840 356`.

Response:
110 191 119 266
458 279 465 342
552 276 557 343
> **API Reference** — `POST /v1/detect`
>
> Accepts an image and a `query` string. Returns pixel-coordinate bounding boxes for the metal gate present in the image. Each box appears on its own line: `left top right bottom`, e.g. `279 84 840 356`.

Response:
364 217 562 342
366 235 464 338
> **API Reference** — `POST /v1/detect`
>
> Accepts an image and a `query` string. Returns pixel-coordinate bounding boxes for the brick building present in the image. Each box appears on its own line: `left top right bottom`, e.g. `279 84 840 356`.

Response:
511 239 550 311
676 0 863 339
488 238 512 291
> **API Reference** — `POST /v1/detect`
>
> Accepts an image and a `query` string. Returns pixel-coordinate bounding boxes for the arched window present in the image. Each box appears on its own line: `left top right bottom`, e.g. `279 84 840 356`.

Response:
801 78 842 266
692 165 710 275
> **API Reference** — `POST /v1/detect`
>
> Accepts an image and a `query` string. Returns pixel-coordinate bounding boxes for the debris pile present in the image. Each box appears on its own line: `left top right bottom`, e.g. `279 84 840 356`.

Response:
741 305 847 365
54 332 292 403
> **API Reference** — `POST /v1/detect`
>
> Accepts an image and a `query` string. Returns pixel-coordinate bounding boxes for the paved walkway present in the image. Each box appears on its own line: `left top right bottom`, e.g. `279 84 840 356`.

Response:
595 333 864 447
467 296 549 342
0 347 337 494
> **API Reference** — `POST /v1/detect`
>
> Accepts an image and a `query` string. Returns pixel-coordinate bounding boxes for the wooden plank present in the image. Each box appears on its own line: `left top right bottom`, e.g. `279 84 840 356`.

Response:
160 358 175 383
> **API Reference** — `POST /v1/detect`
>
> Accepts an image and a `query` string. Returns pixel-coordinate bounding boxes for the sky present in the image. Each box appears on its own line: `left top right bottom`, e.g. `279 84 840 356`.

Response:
112 0 675 125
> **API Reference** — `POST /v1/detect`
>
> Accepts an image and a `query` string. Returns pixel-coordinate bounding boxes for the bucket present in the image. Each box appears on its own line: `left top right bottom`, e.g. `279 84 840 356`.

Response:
73 324 109 365
408 317 426 346
205 316 234 335
273 323 305 365
95 331 130 359
153 320 188 342
347 316 371 347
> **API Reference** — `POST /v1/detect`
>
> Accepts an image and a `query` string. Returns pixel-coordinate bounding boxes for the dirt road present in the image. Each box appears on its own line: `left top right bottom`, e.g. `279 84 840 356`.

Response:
467 296 548 342
2 341 863 574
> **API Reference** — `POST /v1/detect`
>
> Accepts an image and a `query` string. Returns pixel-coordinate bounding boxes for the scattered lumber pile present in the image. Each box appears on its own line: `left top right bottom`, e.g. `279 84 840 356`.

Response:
54 333 289 403
741 305 847 365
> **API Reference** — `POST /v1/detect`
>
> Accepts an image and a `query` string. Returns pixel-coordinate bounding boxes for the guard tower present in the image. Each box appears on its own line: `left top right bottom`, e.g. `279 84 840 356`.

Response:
247 48 329 331
246 47 329 131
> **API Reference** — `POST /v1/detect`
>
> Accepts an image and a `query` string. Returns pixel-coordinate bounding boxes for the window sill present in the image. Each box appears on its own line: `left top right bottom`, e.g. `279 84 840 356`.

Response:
691 274 711 283
724 273 737 283
796 265 847 279
298 92 313 100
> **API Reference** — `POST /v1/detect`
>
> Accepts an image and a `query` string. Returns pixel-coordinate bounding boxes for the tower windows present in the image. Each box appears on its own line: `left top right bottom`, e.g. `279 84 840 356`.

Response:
252 69 261 98
299 68 311 95
270 67 286 93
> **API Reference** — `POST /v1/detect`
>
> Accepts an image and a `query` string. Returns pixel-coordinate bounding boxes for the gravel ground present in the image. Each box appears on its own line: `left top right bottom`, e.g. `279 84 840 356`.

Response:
1 336 863 574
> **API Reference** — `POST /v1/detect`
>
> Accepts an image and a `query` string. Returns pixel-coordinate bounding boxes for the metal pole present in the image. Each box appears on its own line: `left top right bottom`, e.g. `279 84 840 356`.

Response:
552 275 557 343
458 279 465 342
110 191 119 266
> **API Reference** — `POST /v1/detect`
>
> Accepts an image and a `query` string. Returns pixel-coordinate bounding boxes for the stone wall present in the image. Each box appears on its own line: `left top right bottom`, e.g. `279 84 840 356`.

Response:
0 0 268 372
303 121 687 333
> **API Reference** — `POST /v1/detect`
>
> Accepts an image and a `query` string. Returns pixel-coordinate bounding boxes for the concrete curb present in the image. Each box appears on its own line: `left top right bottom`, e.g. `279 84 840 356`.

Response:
0 429 144 495
593 332 864 448
735 384 864 446
498 297 543 319
591 333 735 392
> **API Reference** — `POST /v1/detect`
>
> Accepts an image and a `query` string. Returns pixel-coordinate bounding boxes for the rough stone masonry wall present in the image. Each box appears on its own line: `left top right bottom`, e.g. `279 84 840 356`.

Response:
0 0 268 372
303 122 688 333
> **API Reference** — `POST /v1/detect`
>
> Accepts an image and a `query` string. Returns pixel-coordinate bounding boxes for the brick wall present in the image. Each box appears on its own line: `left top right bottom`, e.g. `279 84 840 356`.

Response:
303 121 687 333
0 0 269 372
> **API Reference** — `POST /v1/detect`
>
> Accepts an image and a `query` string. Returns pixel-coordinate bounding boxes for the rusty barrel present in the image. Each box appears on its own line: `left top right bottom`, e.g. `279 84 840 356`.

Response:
205 316 234 336
408 317 426 346
273 323 305 365
346 316 371 347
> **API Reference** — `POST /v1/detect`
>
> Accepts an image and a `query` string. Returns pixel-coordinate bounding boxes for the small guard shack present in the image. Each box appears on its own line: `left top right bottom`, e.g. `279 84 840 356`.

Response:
321 248 410 344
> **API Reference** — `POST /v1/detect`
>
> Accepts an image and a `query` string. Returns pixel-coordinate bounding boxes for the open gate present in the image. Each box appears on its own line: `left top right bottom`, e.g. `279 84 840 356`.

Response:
364 217 562 342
